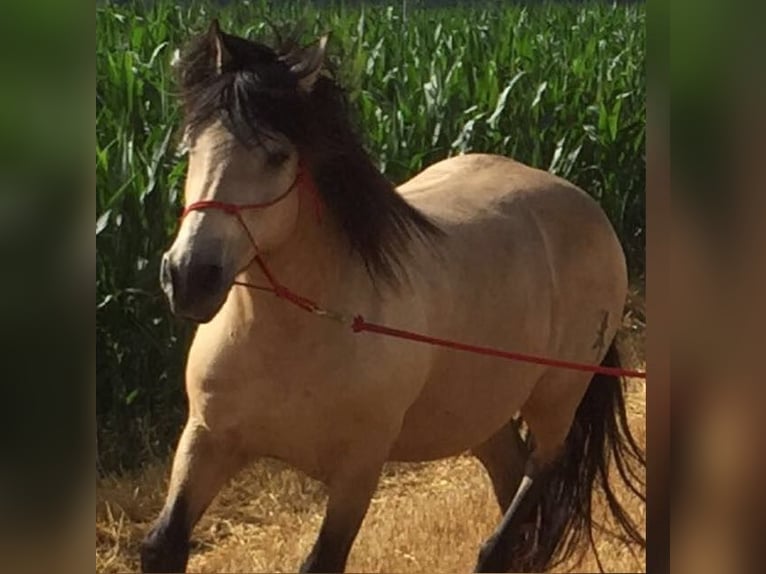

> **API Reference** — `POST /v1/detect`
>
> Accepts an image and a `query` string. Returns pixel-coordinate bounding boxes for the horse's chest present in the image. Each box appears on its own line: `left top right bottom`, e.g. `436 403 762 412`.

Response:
187 343 407 479
185 305 431 480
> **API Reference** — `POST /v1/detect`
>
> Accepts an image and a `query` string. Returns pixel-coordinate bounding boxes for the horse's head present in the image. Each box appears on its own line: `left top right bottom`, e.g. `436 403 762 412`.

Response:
160 20 328 322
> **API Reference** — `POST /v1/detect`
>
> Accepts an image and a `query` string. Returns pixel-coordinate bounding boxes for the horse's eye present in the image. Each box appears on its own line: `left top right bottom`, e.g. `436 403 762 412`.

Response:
266 150 289 167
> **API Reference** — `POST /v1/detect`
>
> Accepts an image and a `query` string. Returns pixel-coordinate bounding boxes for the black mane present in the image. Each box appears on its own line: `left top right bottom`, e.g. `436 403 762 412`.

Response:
177 22 443 286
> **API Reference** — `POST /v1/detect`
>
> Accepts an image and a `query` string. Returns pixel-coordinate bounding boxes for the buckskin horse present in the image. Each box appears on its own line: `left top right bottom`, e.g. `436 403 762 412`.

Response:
141 20 646 573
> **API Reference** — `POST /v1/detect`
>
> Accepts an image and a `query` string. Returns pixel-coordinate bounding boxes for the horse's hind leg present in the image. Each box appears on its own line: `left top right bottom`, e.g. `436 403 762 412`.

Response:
472 417 529 512
474 370 592 573
141 420 244 573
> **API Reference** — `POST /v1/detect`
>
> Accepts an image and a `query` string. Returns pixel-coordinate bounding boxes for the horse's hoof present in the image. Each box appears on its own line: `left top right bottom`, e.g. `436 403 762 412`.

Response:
474 539 503 573
140 526 190 573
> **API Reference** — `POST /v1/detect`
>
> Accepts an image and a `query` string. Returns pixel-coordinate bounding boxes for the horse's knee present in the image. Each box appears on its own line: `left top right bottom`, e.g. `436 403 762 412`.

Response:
141 421 244 572
300 447 389 573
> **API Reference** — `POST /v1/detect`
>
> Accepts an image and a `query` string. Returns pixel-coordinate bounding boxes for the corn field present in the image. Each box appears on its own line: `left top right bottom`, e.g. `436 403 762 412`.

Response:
96 0 646 472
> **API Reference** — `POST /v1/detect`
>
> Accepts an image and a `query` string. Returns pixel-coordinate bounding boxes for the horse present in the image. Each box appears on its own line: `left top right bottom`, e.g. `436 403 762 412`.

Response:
141 20 645 573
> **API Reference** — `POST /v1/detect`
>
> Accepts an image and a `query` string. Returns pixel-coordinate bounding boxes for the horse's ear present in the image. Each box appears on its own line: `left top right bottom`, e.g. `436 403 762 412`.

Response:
207 19 232 74
289 35 328 93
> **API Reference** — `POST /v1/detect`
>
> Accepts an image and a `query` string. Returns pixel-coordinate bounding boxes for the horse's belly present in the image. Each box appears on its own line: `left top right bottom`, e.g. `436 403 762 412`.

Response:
388 359 545 461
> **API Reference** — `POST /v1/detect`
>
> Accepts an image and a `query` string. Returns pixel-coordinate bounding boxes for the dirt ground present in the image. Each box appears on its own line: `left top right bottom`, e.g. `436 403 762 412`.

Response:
97 292 646 573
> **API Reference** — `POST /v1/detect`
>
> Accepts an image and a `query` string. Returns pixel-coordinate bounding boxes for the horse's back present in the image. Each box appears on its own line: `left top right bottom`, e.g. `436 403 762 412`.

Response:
399 153 625 288
400 153 600 222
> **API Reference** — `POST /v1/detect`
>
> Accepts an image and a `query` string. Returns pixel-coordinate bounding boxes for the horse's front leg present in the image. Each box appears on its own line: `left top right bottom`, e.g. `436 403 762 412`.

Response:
140 419 244 573
299 447 388 573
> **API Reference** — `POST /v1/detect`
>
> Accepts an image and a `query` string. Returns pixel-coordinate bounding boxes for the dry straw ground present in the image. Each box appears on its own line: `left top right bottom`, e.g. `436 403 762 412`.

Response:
97 293 646 574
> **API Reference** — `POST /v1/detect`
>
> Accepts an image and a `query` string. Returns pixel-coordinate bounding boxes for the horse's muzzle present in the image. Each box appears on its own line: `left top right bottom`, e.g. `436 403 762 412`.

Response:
160 252 227 323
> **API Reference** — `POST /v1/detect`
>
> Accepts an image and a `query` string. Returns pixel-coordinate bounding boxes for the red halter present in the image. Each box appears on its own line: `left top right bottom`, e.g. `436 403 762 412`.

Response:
180 159 320 222
178 159 325 313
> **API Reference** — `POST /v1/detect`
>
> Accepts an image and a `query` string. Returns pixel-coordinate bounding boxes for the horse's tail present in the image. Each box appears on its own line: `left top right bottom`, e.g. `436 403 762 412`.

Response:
514 340 646 572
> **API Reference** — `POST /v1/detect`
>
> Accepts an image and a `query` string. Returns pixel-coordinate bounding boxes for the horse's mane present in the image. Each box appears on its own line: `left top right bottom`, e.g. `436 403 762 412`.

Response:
176 21 443 286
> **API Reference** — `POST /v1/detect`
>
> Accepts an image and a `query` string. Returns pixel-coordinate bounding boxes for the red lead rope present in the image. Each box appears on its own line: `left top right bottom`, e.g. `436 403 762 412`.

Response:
180 161 647 380
350 316 647 379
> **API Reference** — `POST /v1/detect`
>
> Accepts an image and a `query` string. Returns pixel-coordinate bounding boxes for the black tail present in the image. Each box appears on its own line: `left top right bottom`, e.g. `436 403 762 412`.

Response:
511 341 646 572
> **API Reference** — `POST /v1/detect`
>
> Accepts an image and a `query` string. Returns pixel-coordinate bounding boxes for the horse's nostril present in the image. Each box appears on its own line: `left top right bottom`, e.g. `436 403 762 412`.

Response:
189 263 223 294
160 256 225 321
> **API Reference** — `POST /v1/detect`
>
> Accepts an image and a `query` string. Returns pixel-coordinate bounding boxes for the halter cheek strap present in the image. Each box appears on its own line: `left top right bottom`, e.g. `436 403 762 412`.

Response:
179 158 321 261
180 159 321 223
178 158 324 313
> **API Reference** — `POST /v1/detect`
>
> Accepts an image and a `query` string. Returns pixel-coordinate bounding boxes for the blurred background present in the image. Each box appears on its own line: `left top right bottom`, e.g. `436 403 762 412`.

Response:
1 0 764 571
93 2 648 571
668 0 766 573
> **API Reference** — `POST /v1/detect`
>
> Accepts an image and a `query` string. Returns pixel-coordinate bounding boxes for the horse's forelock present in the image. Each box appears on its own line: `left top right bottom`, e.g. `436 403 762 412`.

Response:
176 22 444 287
